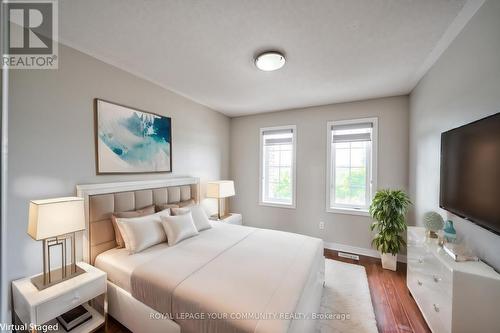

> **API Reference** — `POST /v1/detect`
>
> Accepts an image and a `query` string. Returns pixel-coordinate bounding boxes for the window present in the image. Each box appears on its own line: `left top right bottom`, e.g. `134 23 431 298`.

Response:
326 118 377 215
259 126 296 208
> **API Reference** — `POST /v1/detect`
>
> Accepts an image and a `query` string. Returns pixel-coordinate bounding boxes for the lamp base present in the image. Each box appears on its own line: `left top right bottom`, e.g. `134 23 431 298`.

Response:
31 265 85 290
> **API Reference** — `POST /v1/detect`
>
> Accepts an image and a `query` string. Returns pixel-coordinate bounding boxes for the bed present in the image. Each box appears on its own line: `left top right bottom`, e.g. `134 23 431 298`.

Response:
77 178 325 333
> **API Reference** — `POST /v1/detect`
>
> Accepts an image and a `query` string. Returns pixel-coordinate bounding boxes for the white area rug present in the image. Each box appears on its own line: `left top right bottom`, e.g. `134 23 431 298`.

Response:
316 259 378 333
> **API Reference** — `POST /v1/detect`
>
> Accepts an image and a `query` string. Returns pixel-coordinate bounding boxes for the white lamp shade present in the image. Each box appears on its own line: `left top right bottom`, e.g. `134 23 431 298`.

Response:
27 197 85 240
206 181 235 199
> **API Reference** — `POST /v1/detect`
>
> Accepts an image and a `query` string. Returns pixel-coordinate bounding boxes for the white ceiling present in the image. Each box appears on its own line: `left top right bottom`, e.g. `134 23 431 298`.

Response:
59 0 483 116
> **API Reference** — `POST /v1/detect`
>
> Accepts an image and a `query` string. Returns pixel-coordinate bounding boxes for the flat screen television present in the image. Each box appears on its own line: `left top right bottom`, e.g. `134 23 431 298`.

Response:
440 112 500 235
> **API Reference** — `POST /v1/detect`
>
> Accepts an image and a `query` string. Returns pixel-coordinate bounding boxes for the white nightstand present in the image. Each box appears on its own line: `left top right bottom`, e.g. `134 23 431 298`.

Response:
12 262 107 333
212 213 243 225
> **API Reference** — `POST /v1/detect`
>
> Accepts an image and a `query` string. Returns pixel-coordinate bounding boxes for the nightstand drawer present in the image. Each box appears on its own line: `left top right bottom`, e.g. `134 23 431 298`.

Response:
35 276 106 324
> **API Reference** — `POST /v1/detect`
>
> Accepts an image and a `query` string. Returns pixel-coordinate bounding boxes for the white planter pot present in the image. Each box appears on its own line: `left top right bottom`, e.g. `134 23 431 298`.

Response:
381 253 397 271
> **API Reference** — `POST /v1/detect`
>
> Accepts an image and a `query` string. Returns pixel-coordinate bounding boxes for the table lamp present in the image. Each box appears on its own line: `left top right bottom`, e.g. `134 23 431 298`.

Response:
206 180 235 220
27 197 86 290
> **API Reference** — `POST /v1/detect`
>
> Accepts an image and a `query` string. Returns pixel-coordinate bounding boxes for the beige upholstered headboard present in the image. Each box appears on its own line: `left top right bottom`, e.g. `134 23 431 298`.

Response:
76 177 199 264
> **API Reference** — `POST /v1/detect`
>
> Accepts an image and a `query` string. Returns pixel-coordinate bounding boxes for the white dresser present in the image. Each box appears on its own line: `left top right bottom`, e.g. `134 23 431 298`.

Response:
407 227 500 333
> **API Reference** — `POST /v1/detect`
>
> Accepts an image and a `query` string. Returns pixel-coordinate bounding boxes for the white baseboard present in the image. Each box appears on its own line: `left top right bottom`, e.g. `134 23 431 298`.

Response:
324 241 407 263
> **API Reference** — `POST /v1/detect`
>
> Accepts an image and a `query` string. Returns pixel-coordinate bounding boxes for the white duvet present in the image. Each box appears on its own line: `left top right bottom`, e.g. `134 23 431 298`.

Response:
102 223 324 333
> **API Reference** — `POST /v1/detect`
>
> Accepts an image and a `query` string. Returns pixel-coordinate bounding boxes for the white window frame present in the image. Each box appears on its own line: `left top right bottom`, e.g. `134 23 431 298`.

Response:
259 125 297 209
325 117 378 216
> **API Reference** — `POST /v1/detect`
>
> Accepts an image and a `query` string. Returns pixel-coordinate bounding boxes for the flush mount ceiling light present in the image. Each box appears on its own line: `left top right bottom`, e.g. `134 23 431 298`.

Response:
255 51 286 71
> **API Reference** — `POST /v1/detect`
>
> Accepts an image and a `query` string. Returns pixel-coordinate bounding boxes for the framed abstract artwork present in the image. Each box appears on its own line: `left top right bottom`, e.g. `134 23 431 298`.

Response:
94 99 172 174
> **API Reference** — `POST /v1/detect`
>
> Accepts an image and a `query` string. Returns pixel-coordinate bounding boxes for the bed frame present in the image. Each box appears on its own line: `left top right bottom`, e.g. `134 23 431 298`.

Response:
76 177 323 333
76 177 200 333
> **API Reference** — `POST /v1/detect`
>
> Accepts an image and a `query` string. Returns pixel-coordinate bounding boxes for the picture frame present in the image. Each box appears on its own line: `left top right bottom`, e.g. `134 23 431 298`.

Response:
94 99 172 174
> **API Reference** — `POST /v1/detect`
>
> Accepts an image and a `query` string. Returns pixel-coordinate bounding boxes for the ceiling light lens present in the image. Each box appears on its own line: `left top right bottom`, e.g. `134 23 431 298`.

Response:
255 52 285 71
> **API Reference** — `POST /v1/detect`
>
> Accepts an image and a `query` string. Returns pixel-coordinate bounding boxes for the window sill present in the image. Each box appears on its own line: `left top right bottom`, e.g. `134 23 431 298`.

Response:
259 202 296 209
327 207 370 217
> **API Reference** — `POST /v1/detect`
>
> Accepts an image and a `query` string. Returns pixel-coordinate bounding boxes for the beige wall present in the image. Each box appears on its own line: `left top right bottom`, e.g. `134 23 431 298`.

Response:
409 0 500 271
230 96 409 252
5 43 230 318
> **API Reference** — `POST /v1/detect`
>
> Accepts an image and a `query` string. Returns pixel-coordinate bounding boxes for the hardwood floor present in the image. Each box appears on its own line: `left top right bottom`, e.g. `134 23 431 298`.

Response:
324 249 430 333
99 250 430 333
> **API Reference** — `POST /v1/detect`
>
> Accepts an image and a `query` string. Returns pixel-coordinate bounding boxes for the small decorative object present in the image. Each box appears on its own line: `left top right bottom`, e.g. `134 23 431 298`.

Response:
206 180 235 220
57 305 92 331
423 211 444 239
443 243 479 262
437 231 446 247
27 197 86 290
95 99 172 174
443 220 457 243
369 189 412 271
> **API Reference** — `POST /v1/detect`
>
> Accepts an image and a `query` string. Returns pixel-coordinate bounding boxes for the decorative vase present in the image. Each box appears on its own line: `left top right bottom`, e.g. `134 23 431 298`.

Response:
443 220 457 243
381 253 397 271
423 211 444 238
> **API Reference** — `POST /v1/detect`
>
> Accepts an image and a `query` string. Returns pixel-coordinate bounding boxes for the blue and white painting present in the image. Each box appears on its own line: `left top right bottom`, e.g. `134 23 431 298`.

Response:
96 99 171 173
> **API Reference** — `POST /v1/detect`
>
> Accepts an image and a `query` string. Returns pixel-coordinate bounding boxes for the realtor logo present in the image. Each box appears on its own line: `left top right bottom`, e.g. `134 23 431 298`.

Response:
2 0 58 69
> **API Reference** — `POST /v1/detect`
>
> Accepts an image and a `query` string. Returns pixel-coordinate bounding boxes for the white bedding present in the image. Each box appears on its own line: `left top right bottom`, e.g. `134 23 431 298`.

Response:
95 223 324 333
95 242 169 292
95 222 252 292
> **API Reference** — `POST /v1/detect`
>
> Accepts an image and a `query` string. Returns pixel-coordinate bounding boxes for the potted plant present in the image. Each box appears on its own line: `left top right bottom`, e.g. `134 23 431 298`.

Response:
369 189 412 271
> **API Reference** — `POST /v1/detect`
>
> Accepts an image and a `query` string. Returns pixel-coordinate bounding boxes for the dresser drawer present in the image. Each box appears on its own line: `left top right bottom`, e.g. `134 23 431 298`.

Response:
409 270 452 333
408 249 440 277
407 266 427 305
408 240 432 260
35 276 106 324
427 255 452 294
421 286 452 333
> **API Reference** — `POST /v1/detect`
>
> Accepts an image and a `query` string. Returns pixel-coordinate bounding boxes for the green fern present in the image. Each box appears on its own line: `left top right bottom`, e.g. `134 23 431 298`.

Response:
369 189 412 255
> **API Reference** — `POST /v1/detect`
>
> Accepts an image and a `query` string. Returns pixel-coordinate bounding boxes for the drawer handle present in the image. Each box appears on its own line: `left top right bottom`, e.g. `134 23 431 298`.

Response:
433 303 440 312
417 280 423 286
433 275 441 283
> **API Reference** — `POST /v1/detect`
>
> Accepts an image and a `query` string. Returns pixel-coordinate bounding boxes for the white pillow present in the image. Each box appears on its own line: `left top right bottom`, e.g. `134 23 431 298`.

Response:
115 209 169 254
161 212 199 246
171 205 212 232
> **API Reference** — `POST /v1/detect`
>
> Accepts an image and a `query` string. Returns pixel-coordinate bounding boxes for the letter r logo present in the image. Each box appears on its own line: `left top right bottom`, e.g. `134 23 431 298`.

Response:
6 2 53 54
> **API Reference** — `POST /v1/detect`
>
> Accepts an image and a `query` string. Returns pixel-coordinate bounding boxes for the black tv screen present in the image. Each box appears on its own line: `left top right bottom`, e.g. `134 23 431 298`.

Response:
440 112 500 235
